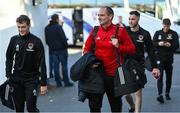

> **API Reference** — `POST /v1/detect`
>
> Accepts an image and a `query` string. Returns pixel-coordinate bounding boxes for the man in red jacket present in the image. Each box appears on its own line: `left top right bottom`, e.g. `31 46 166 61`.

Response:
83 6 136 112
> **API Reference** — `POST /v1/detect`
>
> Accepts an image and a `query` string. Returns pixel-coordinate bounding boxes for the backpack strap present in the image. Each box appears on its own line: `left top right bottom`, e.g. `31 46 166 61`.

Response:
91 26 99 52
114 25 121 66
115 24 119 38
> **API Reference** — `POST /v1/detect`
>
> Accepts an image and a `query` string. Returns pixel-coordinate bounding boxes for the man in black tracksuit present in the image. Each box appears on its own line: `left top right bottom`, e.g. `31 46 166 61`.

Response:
153 18 179 103
124 11 160 112
5 15 47 112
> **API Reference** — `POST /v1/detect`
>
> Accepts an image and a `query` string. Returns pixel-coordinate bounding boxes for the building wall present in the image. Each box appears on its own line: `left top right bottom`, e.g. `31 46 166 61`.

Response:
0 0 49 84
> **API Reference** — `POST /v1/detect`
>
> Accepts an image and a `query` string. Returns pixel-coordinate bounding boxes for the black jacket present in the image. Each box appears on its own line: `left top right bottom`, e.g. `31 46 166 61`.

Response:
78 60 104 94
45 22 68 52
70 52 101 81
5 33 47 86
125 26 158 69
70 52 104 102
153 29 179 61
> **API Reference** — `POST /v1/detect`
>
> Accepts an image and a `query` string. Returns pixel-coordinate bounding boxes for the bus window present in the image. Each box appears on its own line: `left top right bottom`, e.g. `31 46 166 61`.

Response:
169 0 180 25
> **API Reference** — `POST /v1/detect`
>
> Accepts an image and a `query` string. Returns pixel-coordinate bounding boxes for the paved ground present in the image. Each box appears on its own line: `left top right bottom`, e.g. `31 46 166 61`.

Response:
0 48 180 112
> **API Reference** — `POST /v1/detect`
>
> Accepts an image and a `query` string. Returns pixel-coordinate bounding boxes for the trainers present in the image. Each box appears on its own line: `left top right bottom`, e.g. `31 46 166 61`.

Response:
157 95 164 103
128 107 135 113
165 94 171 100
64 82 74 87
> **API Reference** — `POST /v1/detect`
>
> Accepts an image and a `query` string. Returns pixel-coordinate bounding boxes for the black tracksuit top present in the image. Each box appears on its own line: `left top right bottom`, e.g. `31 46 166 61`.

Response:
125 26 157 68
5 33 47 86
153 29 179 59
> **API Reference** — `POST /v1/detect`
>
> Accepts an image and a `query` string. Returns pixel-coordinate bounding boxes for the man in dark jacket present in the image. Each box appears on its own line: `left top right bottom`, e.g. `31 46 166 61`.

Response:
45 14 73 87
153 18 179 103
5 15 47 112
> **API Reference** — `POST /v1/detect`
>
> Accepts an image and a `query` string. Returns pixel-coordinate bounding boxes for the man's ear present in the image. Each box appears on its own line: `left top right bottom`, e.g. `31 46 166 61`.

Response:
29 23 31 27
109 15 113 20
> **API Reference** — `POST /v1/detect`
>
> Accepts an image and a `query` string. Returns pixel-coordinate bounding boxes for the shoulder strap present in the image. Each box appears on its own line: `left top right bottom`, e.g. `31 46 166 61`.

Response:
114 25 121 66
92 26 99 52
115 24 119 38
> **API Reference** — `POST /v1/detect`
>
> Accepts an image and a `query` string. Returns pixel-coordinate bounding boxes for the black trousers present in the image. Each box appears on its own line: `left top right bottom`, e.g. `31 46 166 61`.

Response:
157 59 173 95
87 76 122 113
10 76 39 113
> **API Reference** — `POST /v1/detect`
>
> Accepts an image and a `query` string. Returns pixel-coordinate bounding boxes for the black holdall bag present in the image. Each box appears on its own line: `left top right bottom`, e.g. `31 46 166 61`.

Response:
113 25 147 96
114 58 147 96
0 80 15 110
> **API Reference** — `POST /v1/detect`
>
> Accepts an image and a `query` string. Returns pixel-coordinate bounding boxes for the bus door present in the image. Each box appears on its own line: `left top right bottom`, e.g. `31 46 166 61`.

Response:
72 8 83 46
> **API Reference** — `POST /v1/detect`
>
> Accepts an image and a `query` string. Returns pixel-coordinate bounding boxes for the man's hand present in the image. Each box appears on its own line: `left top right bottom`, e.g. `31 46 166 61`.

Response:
164 42 171 47
151 68 160 79
158 41 165 46
158 41 171 47
111 38 119 48
40 86 48 95
91 62 101 68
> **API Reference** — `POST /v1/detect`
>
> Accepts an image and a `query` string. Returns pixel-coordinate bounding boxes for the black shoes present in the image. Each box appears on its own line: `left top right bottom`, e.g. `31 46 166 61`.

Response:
157 95 164 103
157 94 171 103
165 94 171 100
128 107 135 113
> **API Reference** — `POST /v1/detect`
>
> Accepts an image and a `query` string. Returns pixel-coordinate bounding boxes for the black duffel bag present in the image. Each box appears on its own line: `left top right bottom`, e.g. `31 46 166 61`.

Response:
0 80 15 110
114 58 147 96
112 25 147 96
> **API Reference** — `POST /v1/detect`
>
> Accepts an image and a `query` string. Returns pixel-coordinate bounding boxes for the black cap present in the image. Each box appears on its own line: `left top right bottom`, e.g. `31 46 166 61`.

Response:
163 18 171 25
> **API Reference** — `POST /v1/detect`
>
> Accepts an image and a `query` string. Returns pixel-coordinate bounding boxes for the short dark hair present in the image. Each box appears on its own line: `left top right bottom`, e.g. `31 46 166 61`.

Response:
129 11 140 17
16 15 30 25
51 14 59 22
163 18 171 25
101 6 114 17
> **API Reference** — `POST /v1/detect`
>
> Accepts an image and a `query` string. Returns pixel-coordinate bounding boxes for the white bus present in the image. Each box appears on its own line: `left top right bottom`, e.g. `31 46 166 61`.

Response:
48 0 180 50
48 7 122 46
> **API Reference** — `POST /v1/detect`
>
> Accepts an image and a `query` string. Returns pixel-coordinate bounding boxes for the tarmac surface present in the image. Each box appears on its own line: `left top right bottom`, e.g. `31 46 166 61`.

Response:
0 48 180 112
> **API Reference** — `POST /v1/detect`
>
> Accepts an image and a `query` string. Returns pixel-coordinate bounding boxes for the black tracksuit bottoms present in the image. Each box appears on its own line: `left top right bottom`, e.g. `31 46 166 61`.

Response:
157 59 173 95
88 76 122 113
11 77 39 112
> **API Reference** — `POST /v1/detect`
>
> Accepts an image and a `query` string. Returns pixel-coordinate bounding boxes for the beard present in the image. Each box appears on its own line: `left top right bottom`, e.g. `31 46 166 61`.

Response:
129 23 138 28
99 19 109 25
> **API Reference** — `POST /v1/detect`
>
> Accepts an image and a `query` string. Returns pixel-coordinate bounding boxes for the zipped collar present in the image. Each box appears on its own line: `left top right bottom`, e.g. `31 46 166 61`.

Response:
101 23 113 31
19 32 31 40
